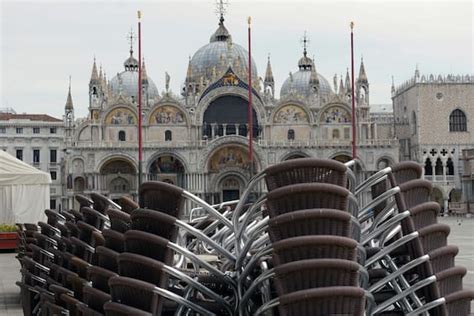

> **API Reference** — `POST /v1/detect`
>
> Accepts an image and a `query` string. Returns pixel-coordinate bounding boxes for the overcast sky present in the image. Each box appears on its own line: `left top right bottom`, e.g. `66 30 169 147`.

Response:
1 0 472 119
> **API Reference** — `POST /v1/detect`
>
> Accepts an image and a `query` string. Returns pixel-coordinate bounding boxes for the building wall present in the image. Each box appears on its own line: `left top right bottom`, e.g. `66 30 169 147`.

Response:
0 118 65 210
392 73 474 210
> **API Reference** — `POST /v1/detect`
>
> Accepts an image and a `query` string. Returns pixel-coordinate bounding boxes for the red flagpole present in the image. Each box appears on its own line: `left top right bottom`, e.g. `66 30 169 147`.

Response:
138 11 143 188
247 17 253 175
350 22 357 159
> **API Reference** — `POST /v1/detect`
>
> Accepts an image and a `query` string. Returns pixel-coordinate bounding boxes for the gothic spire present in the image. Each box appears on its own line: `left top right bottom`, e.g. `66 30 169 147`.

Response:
65 76 74 110
141 57 148 82
185 56 193 83
90 57 99 83
358 57 368 83
345 68 351 92
264 54 274 84
391 76 396 94
339 75 345 96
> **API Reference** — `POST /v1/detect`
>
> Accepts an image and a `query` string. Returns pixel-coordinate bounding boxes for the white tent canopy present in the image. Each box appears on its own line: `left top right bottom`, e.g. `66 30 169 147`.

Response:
0 150 51 224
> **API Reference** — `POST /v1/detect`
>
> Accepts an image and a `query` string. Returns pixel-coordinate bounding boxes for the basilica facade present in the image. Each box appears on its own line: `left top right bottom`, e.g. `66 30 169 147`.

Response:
62 14 398 209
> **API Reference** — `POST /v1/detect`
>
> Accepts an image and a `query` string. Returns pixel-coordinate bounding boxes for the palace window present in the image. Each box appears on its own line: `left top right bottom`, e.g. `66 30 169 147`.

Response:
287 129 295 141
449 109 467 132
33 149 40 164
33 127 40 134
50 171 57 180
16 128 23 134
118 130 126 141
165 130 172 141
50 127 57 134
50 149 57 163
16 149 23 161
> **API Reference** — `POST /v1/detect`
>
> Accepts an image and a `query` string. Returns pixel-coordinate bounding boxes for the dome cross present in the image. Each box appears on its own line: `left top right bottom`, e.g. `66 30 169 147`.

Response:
215 0 229 24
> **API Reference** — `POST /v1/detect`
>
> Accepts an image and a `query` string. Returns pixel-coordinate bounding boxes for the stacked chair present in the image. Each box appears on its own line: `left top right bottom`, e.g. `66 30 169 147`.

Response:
233 159 372 315
15 158 474 315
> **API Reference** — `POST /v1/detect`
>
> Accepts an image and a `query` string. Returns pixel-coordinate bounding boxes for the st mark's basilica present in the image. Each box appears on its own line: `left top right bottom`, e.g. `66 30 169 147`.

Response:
62 8 398 210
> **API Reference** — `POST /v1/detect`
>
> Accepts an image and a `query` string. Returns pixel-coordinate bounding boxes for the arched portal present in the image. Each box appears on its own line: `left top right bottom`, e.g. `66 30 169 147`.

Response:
283 153 309 161
220 175 244 202
73 177 85 193
99 158 137 197
203 95 259 139
431 187 444 210
148 155 186 188
332 154 351 163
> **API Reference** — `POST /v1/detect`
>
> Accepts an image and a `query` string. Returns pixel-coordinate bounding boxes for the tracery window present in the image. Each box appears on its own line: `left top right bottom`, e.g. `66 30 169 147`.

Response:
165 130 172 141
287 129 295 140
449 109 467 132
118 130 126 141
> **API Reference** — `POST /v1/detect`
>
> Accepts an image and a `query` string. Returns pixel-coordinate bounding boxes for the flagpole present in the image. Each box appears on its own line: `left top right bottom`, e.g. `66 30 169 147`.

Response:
350 21 357 159
137 11 143 190
247 16 254 177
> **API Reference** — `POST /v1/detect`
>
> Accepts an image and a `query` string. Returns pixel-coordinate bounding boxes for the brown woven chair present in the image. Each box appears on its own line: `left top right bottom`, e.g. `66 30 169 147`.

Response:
82 285 111 313
264 158 348 191
75 194 93 209
70 237 95 262
88 265 119 293
38 221 61 238
408 201 440 230
108 276 214 316
117 252 233 314
265 183 350 218
104 301 152 316
91 192 120 214
273 259 360 294
117 252 168 287
267 208 356 242
106 208 131 233
139 181 185 218
77 220 100 244
272 235 358 265
91 230 106 248
256 286 366 316
59 292 82 316
435 266 466 297
429 245 459 273
131 208 179 241
123 230 173 265
389 161 423 186
60 210 76 222
94 246 119 273
117 196 139 214
69 209 84 222
41 300 69 316
65 221 80 237
44 209 66 226
81 206 109 230
103 229 125 253
417 223 450 254
70 256 91 279
67 274 88 301
131 208 235 263
444 289 474 315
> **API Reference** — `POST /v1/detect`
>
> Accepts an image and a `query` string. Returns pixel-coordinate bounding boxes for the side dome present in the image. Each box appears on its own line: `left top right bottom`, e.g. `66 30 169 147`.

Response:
281 71 333 99
109 52 159 101
280 52 333 99
187 19 258 84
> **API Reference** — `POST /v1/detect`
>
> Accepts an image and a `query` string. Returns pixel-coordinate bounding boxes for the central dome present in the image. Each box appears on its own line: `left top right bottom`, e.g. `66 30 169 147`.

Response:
188 19 258 84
